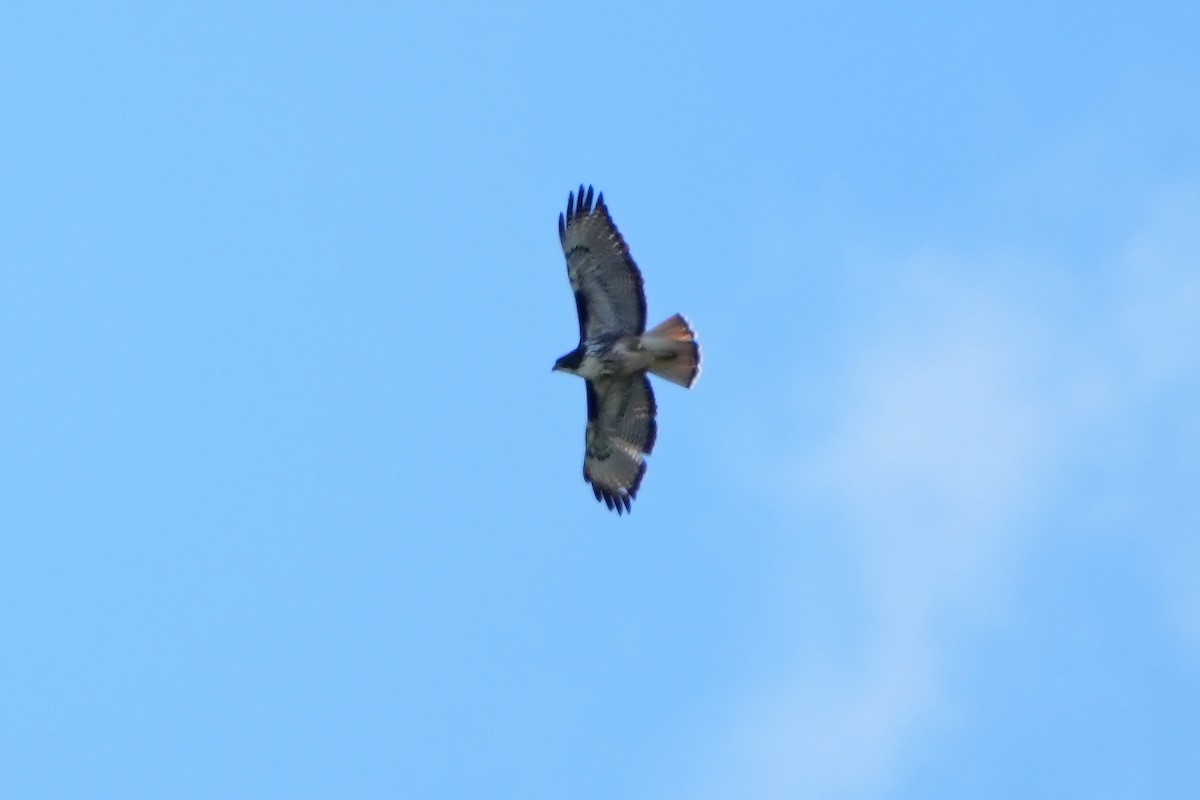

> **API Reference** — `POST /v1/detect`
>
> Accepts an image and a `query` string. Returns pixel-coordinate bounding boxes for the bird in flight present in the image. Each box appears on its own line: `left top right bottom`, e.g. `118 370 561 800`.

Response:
553 185 701 514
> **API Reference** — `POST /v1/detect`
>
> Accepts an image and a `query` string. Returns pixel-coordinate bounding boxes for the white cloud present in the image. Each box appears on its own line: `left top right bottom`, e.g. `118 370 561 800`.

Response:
678 185 1200 800
702 272 1056 799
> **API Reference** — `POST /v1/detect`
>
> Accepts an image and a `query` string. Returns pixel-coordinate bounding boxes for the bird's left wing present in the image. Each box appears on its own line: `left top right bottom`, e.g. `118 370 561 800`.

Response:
559 185 647 341
582 375 657 514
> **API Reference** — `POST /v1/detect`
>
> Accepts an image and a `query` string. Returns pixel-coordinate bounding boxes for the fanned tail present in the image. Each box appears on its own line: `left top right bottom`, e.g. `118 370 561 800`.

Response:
641 314 701 388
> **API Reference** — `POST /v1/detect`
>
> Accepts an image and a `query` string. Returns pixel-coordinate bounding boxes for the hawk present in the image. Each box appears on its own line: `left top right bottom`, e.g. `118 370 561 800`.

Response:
552 185 701 514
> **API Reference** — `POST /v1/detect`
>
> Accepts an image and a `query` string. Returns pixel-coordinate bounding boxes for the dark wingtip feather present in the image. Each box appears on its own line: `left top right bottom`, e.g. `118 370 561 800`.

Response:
558 212 566 242
563 184 603 230
587 482 636 515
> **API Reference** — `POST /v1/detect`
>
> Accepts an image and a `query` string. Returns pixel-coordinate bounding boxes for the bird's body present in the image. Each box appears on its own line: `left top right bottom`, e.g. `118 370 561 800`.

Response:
557 334 648 381
552 185 700 514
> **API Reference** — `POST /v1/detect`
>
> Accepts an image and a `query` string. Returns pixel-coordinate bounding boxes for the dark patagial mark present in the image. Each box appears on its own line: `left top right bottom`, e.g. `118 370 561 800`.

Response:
585 381 598 421
572 288 589 341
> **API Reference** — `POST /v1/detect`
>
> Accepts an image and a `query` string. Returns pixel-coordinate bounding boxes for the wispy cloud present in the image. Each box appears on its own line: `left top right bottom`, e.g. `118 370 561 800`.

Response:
679 185 1200 799
1117 185 1200 388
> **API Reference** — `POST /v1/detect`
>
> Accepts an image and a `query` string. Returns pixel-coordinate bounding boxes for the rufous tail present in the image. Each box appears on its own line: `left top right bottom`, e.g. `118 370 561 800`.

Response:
641 313 701 388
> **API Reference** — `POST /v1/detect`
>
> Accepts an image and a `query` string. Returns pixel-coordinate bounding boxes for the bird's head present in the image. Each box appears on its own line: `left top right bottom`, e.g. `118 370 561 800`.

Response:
553 348 585 374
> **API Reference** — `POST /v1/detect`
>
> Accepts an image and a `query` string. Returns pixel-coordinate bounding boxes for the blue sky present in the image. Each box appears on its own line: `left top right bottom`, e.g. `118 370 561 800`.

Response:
3 2 1198 798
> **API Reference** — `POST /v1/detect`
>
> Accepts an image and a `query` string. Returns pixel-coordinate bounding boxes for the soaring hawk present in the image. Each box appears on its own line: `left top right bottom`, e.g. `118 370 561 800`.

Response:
552 185 701 514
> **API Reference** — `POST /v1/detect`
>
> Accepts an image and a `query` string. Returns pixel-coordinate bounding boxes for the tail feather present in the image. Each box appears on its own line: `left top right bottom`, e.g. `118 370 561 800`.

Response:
641 313 701 388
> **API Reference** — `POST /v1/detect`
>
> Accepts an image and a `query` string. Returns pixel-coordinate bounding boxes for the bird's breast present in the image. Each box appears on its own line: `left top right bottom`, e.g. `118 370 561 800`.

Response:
579 336 649 378
575 353 607 380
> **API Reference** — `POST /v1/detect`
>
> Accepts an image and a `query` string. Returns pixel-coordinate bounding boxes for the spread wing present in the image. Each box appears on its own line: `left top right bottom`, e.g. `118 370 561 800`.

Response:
583 376 657 514
559 185 647 341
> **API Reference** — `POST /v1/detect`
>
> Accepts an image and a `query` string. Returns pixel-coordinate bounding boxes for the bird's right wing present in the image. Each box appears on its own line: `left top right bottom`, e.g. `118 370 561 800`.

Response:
582 375 657 514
